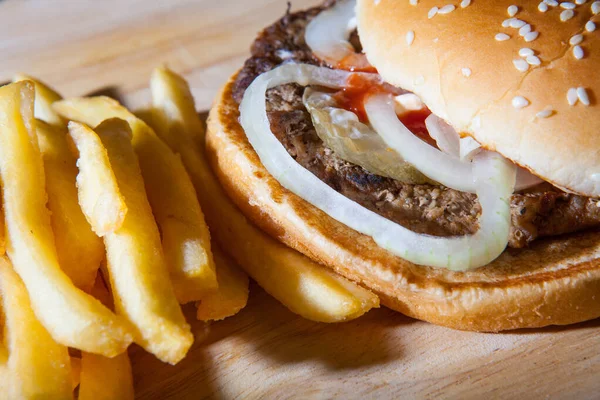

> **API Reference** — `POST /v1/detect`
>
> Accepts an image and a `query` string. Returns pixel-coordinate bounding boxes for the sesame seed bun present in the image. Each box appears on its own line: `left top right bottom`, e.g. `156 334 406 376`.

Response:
206 73 600 332
357 0 600 197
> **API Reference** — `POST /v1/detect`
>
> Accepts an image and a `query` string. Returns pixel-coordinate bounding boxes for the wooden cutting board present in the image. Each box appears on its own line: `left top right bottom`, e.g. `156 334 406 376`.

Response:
1 0 599 398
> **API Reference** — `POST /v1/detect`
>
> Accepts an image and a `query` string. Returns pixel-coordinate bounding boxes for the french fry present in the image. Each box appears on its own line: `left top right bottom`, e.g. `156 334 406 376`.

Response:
0 201 5 256
0 329 7 390
149 68 204 148
70 357 81 391
196 244 249 321
13 73 64 127
11 77 99 290
37 120 104 292
0 82 134 356
54 97 218 303
79 351 134 400
67 121 127 236
0 367 8 395
150 67 249 319
78 276 134 400
90 118 193 364
0 256 72 399
150 67 379 322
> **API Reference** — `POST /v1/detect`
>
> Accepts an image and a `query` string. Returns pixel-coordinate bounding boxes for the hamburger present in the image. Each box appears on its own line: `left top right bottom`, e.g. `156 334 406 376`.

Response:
206 0 600 331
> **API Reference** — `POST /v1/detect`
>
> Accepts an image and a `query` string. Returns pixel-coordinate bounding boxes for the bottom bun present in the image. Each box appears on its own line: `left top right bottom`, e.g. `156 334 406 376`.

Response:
205 72 600 332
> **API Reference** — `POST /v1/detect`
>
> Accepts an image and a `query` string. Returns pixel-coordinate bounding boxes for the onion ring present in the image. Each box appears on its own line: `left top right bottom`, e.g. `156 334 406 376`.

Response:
239 64 516 270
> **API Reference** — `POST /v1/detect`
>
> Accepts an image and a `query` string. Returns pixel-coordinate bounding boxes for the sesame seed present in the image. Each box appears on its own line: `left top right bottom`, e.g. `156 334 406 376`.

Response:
593 1 600 13
410 0 418 5
433 37 439 42
502 18 514 27
461 67 472 77
513 59 530 71
570 34 584 45
538 2 549 11
560 2 576 9
496 33 511 41
567 88 579 105
510 19 527 28
512 96 530 108
460 0 471 8
519 24 532 36
560 9 575 20
586 21 597 31
438 4 456 14
536 109 554 118
406 30 415 45
577 87 591 105
428 6 439 18
544 0 559 5
508 5 519 16
576 0 587 4
526 55 542 65
573 45 585 59
472 115 481 129
519 48 535 57
374 0 381 5
524 31 540 42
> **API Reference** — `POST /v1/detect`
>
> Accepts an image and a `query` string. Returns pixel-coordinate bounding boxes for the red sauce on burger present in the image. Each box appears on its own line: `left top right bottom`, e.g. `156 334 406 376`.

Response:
332 74 434 145
336 53 378 73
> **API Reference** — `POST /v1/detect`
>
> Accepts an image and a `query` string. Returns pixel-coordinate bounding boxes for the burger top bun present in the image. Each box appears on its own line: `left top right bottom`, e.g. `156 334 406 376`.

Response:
356 0 600 197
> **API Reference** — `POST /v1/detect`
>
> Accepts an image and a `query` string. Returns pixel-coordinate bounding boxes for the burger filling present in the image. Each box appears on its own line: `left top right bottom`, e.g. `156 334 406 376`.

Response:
233 1 600 269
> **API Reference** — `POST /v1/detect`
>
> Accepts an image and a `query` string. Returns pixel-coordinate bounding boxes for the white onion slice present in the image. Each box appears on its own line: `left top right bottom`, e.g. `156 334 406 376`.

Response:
305 0 355 62
458 135 543 191
366 94 477 193
305 0 372 70
394 93 425 113
425 114 460 157
376 101 543 192
456 136 541 190
239 63 516 270
460 136 482 161
515 168 544 190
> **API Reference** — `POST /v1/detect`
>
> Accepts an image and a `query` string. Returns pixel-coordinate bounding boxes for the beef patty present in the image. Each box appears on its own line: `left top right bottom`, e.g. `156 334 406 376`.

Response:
232 2 600 248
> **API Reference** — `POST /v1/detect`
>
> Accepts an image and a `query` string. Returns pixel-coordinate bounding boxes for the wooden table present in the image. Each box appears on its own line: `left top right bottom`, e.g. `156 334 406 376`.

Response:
1 0 599 398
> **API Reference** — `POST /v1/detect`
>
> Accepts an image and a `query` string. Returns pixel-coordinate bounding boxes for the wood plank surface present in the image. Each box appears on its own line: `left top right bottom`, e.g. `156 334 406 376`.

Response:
1 0 599 398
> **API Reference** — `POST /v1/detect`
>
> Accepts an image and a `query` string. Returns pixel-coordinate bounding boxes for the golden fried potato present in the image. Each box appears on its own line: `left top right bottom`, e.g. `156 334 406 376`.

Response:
37 120 104 292
54 97 218 303
196 244 249 321
0 202 5 256
78 275 134 400
149 67 205 147
93 118 193 364
13 74 64 127
150 67 379 322
0 82 134 355
79 351 134 400
0 367 8 395
67 121 127 236
0 257 72 399
70 357 81 391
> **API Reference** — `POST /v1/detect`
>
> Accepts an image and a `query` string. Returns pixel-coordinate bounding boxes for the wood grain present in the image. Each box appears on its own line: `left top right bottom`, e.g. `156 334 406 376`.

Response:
1 0 599 398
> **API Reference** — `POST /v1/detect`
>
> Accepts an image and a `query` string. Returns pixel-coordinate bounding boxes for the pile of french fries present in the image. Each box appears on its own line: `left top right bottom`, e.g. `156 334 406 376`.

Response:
0 68 379 398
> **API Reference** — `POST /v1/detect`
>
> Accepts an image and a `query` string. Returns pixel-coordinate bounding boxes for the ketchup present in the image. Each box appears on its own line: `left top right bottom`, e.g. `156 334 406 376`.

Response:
336 53 378 73
399 108 436 147
332 74 434 145
333 74 401 122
